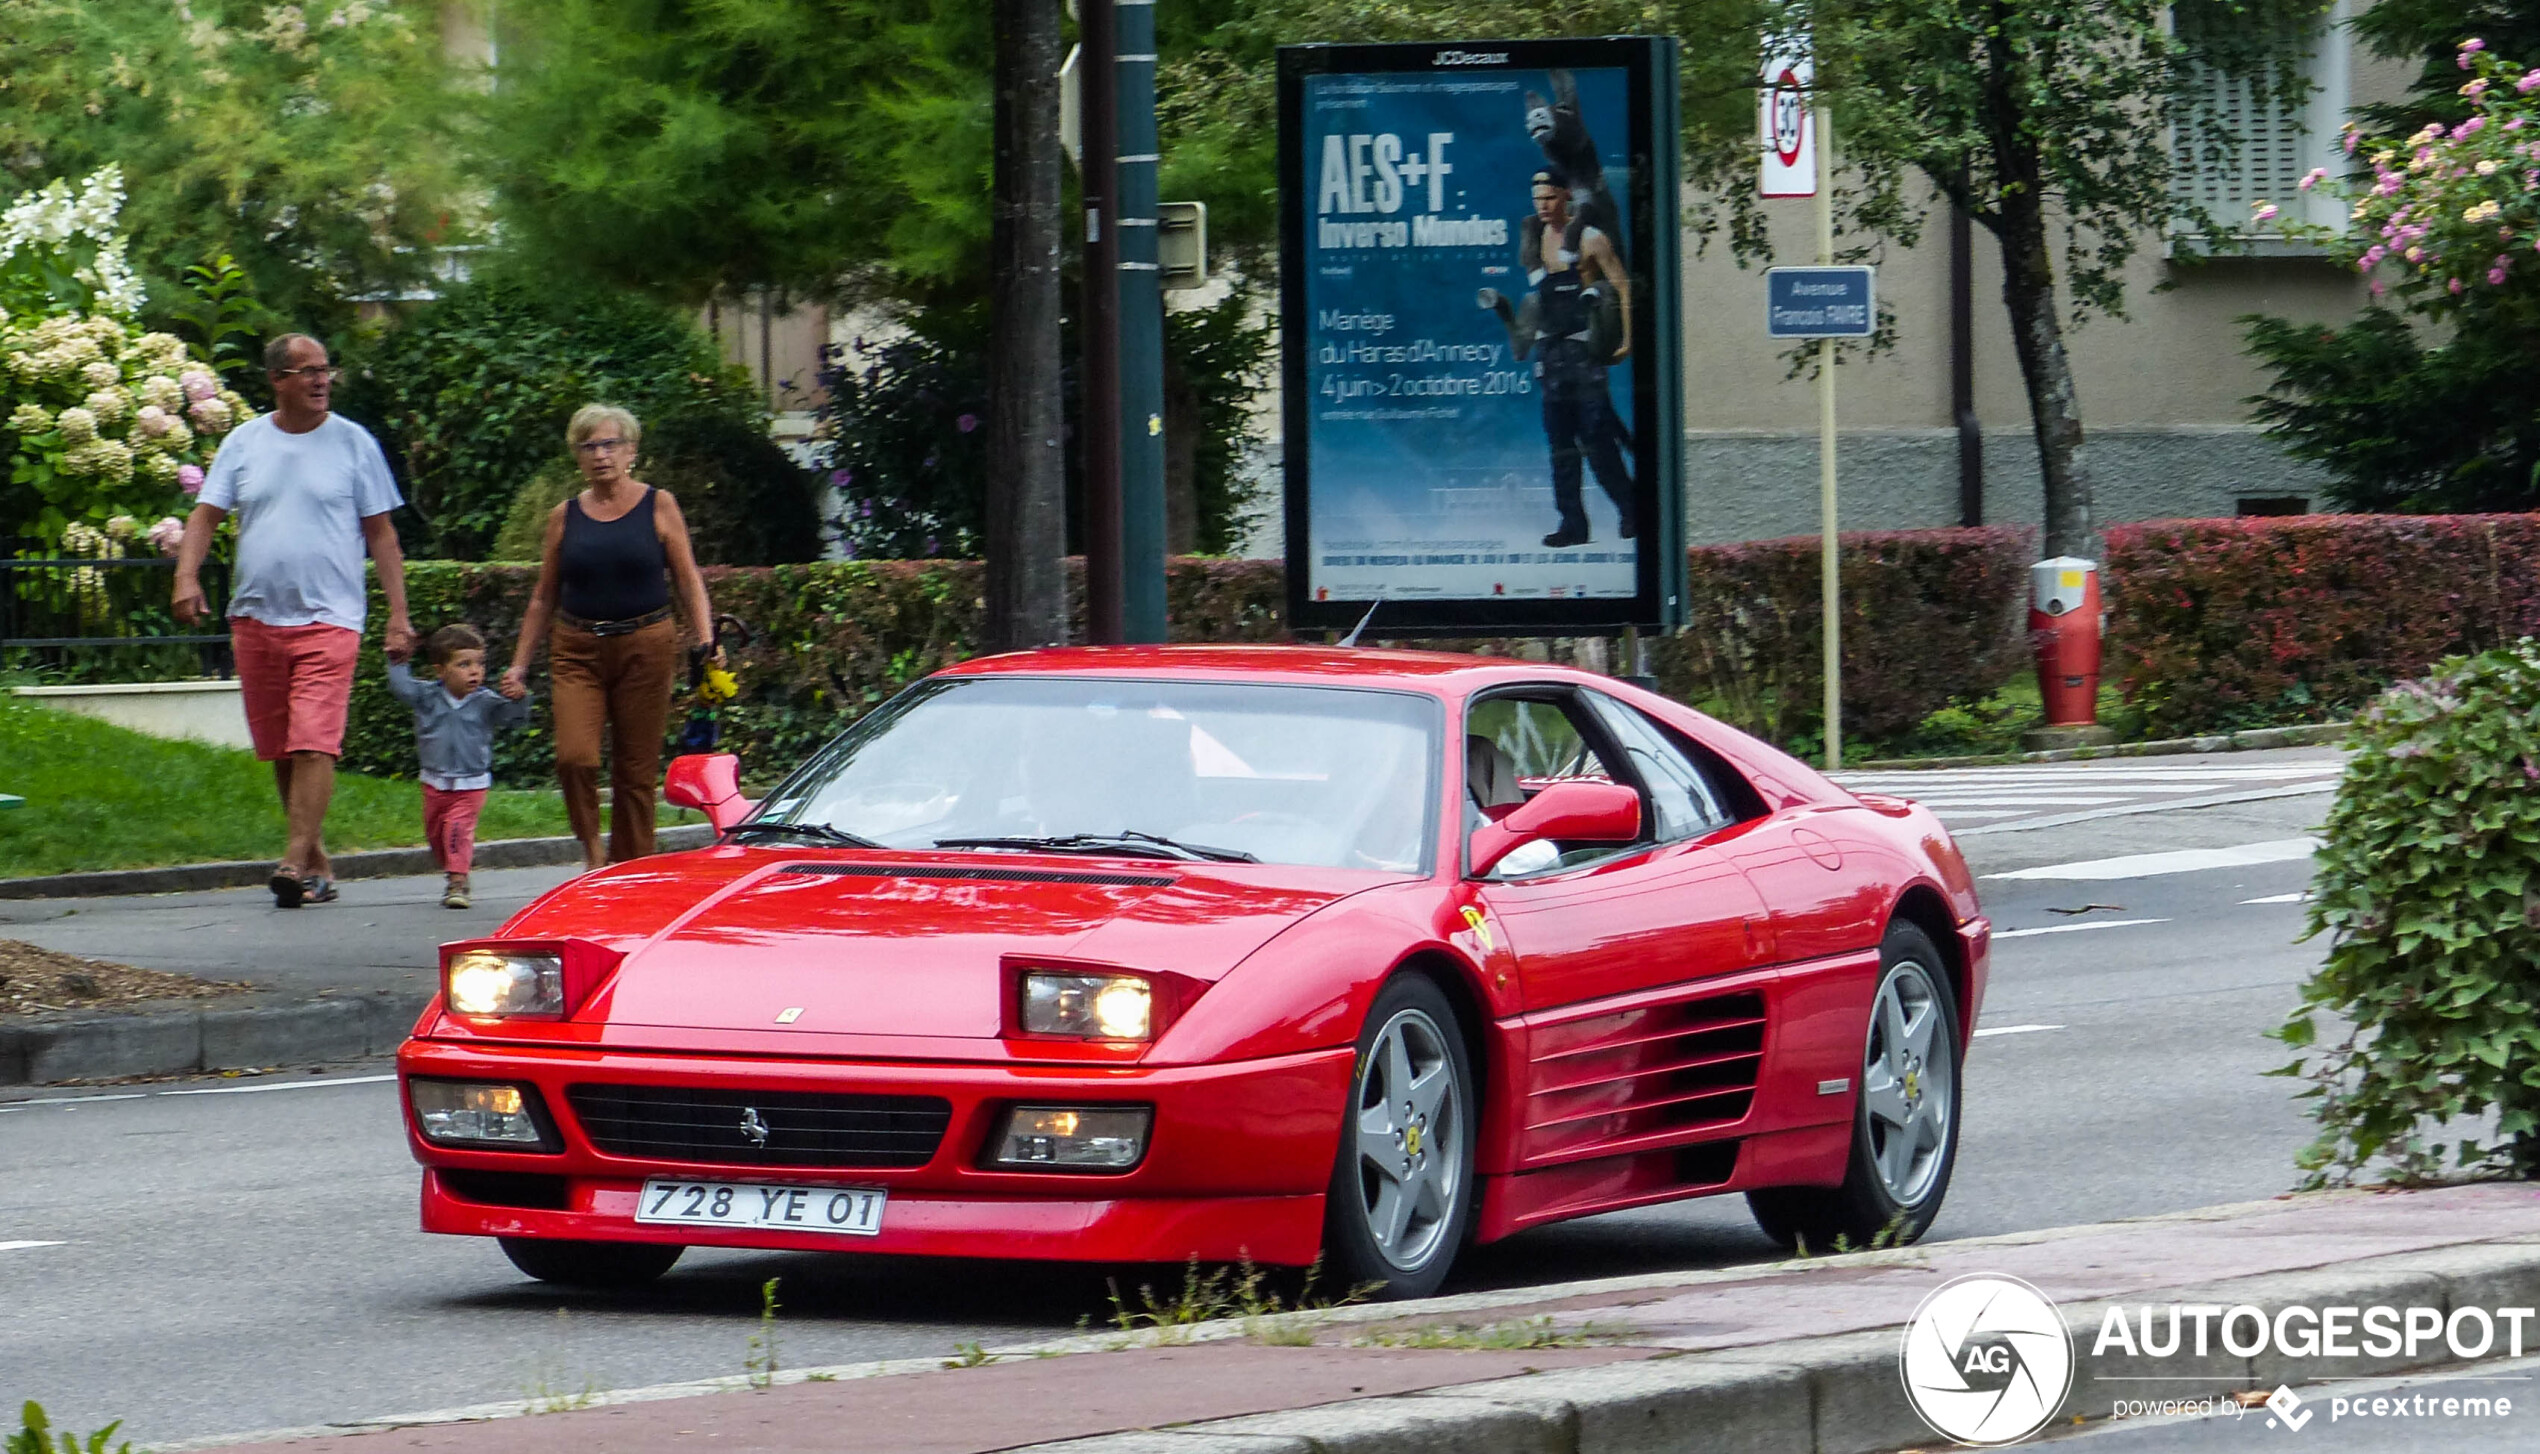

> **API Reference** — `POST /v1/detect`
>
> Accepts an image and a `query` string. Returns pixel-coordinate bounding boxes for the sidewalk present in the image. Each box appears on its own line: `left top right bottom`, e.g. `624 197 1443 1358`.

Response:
170 1183 2540 1454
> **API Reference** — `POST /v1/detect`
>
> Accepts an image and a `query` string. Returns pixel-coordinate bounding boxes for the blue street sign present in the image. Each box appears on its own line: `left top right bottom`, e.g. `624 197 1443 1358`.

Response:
1765 265 1875 338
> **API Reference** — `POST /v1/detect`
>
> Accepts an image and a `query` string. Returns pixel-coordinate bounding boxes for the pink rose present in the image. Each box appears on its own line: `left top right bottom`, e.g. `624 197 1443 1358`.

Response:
2490 267 2510 285
2520 70 2540 94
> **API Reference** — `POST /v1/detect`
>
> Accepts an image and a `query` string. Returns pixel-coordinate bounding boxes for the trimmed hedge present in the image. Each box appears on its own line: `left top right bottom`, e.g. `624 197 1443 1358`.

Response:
1656 528 2033 748
2106 514 2540 739
346 538 2030 788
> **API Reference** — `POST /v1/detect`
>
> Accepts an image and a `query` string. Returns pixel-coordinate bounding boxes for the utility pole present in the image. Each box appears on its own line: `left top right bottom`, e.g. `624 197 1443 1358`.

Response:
985 0 1067 651
1079 0 1124 644
1115 0 1167 643
1815 104 1841 771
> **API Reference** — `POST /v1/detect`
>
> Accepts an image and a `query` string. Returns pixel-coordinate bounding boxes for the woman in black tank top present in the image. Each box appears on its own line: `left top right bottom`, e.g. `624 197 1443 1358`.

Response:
503 404 717 866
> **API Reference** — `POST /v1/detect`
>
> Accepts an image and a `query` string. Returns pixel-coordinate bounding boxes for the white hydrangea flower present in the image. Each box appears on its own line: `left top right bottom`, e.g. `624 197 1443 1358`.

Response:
140 452 180 486
84 385 131 423
8 402 51 433
139 374 183 412
103 513 139 541
80 360 120 390
55 406 98 444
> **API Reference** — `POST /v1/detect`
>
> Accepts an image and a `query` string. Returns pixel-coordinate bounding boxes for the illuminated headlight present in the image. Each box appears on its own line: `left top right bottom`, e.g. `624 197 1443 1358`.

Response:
990 1105 1152 1170
446 950 563 1017
1021 972 1152 1040
409 1079 550 1148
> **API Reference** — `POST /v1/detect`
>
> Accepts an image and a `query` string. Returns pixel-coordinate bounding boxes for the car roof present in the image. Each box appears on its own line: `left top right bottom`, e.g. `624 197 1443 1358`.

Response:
935 645 1618 697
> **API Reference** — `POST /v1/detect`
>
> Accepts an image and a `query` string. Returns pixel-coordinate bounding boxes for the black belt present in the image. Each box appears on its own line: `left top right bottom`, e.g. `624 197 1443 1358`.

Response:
559 605 672 637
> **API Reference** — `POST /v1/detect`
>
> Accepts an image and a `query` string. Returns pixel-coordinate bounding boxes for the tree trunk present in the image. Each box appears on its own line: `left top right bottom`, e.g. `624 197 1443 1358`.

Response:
983 0 1066 650
1992 188 2096 561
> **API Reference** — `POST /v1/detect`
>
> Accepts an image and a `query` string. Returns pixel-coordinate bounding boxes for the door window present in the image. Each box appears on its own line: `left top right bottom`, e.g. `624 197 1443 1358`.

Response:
1583 693 1739 841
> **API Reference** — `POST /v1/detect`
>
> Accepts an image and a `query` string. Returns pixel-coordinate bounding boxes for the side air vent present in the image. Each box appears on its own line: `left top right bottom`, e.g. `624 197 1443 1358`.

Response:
776 863 1175 888
1521 990 1769 1165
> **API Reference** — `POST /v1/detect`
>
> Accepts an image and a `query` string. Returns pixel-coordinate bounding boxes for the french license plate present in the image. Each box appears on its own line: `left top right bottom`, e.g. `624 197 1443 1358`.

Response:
635 1179 886 1237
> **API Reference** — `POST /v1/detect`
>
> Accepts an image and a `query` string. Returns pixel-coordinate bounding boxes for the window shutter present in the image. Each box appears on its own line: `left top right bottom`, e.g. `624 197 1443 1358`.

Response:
2175 65 2311 227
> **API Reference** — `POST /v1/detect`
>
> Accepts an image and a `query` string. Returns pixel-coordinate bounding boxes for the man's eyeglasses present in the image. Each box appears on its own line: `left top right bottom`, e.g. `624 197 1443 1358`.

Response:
270 365 343 381
575 438 630 456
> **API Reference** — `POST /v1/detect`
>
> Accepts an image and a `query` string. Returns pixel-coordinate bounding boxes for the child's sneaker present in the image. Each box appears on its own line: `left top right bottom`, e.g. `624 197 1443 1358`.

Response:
441 873 471 910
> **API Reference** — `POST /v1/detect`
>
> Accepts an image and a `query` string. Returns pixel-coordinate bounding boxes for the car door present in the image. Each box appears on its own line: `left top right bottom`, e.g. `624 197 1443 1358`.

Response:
1468 689 1776 1168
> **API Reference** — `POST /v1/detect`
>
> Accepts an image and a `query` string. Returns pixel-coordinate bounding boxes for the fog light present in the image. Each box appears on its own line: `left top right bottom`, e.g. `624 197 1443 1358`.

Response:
409 1079 549 1148
1020 973 1152 1040
991 1105 1151 1170
446 950 563 1017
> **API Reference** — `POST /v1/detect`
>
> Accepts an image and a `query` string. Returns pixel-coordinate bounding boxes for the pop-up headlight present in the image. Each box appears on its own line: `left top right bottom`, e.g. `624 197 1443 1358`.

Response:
445 949 564 1018
1020 972 1153 1040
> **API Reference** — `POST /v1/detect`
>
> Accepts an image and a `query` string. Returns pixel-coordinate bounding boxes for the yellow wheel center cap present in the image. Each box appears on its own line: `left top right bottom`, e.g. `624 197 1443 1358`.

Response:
1405 1123 1424 1157
1904 1069 1920 1101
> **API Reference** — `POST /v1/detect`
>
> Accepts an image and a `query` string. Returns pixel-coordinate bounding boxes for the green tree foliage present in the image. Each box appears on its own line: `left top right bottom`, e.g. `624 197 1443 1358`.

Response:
1818 0 2323 557
2246 15 2540 510
0 0 472 330
336 276 820 563
478 0 992 306
2277 643 2540 1184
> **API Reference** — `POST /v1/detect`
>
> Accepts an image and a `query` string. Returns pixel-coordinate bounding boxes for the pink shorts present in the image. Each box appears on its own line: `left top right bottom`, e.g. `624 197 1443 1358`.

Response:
232 618 361 760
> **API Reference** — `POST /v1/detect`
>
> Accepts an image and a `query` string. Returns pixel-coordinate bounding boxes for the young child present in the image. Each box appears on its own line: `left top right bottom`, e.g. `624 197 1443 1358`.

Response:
387 624 532 909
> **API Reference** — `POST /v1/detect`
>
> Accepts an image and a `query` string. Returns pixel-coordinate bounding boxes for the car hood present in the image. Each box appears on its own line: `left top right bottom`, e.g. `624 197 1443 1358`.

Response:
514 850 1392 1042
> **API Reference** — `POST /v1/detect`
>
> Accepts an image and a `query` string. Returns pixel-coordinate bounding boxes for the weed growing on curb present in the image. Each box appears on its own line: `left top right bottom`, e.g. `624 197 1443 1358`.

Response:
1354 1316 1623 1351
744 1277 781 1390
943 1341 999 1369
523 1309 602 1413
1109 1255 1374 1346
8 1401 130 1454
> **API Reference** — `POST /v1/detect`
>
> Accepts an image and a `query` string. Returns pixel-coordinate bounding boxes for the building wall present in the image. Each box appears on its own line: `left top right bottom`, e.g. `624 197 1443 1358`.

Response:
1673 24 2416 543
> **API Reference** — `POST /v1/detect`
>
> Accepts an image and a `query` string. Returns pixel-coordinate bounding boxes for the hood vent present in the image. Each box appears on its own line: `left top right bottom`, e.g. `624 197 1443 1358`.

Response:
776 862 1176 889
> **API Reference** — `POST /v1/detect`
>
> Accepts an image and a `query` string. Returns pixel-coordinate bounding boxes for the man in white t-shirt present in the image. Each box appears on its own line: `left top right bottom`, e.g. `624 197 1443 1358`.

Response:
173 334 415 907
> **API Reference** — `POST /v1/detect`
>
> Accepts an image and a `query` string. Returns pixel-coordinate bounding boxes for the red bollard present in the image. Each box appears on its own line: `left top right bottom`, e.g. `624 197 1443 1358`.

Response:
2030 558 2102 726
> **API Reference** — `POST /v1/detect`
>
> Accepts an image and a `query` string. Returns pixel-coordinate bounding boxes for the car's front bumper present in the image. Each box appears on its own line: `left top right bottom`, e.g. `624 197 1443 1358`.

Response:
399 1037 1353 1266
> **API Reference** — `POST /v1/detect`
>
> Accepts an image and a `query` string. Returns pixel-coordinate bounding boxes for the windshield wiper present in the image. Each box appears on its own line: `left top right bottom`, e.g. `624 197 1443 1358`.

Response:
933 831 1257 863
724 820 878 848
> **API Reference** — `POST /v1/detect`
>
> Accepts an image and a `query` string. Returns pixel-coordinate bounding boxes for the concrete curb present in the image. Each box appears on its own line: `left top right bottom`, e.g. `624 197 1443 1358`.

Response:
1851 720 2349 772
0 992 430 1085
0 824 714 901
1015 1238 2540 1454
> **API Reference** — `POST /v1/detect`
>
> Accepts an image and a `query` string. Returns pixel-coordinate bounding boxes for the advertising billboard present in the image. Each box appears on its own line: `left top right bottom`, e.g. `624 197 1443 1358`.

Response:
1279 37 1683 635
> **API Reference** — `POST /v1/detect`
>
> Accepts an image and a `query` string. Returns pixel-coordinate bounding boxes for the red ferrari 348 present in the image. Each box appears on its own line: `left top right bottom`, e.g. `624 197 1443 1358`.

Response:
398 647 1989 1297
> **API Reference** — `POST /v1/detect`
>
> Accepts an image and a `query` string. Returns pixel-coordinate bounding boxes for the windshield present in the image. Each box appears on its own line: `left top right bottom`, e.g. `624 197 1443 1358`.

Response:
750 677 1441 873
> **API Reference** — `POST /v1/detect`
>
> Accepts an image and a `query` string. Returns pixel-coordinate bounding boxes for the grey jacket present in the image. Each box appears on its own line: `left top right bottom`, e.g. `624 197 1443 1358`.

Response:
386 662 532 791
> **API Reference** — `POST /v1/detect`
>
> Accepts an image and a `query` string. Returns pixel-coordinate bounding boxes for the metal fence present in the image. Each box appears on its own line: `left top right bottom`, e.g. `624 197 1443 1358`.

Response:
0 548 232 675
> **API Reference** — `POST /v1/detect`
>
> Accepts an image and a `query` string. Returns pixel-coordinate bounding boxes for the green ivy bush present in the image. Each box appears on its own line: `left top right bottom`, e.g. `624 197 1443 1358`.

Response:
336 277 820 563
2105 514 2540 738
2277 643 2540 1185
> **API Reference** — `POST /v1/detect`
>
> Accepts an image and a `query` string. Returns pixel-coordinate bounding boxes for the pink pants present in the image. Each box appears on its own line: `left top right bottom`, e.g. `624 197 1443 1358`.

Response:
421 785 487 875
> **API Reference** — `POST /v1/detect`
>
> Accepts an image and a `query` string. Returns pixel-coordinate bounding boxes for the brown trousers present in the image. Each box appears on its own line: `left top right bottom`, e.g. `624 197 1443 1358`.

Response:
548 618 681 863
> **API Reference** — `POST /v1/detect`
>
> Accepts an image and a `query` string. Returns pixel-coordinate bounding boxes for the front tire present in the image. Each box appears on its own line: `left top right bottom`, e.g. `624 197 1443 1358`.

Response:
1323 973 1478 1300
1748 921 1962 1252
498 1237 684 1289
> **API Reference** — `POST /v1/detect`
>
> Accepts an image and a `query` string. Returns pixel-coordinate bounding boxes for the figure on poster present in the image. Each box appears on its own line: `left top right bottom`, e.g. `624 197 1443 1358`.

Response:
1479 170 1635 548
1524 70 1624 270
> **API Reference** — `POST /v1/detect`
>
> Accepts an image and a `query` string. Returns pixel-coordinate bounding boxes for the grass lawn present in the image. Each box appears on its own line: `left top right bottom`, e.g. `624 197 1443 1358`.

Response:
0 696 580 878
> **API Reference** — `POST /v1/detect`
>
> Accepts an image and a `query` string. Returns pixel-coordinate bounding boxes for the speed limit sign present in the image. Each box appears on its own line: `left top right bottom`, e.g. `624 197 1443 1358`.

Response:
1759 38 1815 197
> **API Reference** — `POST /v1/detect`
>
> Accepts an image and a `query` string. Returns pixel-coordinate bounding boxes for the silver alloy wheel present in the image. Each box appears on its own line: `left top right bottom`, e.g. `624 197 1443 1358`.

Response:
1862 960 1954 1207
1353 1006 1464 1272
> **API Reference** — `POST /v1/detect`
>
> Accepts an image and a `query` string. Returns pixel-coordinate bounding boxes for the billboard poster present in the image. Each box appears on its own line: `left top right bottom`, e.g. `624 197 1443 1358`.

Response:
1279 37 1683 635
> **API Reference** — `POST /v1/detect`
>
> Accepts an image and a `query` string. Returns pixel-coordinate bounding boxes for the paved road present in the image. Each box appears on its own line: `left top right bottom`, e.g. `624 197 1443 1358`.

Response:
1834 748 2344 834
0 752 2344 1445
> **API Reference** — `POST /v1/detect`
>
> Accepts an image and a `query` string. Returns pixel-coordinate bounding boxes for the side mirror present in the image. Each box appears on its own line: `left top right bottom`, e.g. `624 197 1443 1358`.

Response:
1467 779 1642 877
664 753 755 833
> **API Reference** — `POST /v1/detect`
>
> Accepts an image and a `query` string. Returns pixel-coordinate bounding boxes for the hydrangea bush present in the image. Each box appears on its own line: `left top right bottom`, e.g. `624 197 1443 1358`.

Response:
0 168 247 552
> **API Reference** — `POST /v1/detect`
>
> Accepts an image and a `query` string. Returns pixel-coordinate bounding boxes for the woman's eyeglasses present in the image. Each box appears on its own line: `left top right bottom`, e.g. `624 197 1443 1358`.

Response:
575 438 630 456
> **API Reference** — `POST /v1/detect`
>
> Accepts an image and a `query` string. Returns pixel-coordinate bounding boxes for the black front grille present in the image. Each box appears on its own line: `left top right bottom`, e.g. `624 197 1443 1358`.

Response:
566 1084 952 1169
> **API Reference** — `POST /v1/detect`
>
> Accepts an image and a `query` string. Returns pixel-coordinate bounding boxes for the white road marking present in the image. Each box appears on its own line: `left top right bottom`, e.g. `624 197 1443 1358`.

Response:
1983 838 2321 880
1954 782 2340 837
0 1092 149 1107
1991 918 2170 939
2241 892 2308 905
1973 1024 2064 1038
1907 795 2140 807
0 1240 66 1252
161 1074 396 1097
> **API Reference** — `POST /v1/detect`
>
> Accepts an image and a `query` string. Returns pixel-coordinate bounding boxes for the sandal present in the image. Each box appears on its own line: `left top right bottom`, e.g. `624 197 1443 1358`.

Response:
303 874 339 905
269 869 305 909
